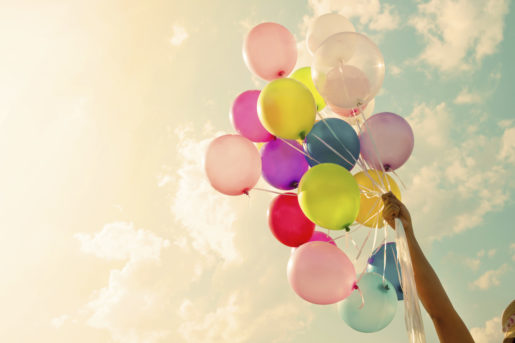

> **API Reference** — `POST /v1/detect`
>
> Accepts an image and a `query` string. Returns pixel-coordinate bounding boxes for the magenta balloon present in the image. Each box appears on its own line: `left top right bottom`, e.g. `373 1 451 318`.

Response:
231 90 274 142
309 230 336 246
243 22 297 81
359 112 414 171
287 241 356 305
205 134 261 196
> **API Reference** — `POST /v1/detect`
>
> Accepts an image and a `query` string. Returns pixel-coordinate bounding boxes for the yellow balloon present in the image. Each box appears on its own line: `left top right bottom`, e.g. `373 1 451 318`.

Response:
255 142 265 150
298 163 360 230
258 78 316 140
290 67 326 111
354 170 401 228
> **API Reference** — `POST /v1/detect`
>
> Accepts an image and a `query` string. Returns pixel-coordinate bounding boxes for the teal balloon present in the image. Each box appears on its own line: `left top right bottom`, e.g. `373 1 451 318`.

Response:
337 272 398 333
367 242 403 300
304 118 359 170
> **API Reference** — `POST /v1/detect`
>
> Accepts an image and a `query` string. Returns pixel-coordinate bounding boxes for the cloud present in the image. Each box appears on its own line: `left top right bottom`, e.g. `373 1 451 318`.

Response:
470 264 509 290
170 25 189 46
75 222 170 261
499 127 515 164
399 103 513 241
389 64 402 76
171 125 242 263
454 88 484 104
409 0 509 72
471 316 503 343
51 315 69 329
308 0 400 31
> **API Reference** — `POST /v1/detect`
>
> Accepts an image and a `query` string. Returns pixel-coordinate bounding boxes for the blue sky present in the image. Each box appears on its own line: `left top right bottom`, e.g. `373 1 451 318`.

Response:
0 1 513 342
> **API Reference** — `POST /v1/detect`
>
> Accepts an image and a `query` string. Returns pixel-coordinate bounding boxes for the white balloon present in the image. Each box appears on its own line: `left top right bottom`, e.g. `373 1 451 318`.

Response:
306 13 356 56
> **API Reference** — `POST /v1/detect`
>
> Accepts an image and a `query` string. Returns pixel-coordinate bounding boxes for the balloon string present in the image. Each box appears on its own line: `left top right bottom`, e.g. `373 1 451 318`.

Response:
355 228 372 260
278 138 320 164
370 219 379 256
391 239 403 289
311 133 356 167
250 188 297 196
383 223 388 285
392 169 407 190
355 285 365 309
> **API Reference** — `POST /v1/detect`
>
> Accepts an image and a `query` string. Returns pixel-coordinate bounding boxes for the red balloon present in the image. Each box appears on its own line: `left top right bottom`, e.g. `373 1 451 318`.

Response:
268 193 315 247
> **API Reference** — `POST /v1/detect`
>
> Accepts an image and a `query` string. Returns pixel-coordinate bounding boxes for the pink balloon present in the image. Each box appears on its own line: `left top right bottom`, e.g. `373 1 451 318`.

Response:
287 241 356 305
359 112 414 171
205 134 261 196
322 64 371 111
231 90 274 142
309 230 336 246
243 22 297 81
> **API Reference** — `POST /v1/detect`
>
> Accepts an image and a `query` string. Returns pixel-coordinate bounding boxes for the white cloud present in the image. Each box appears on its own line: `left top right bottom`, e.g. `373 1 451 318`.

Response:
487 249 496 257
51 315 69 328
470 264 509 290
171 125 242 263
308 0 400 31
389 64 402 76
409 0 509 72
454 88 484 104
471 316 503 343
75 222 170 262
499 127 515 164
170 25 189 46
399 103 513 241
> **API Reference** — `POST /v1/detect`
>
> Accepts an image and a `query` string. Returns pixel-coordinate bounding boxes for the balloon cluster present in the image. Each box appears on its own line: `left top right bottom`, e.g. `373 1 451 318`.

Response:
205 14 415 334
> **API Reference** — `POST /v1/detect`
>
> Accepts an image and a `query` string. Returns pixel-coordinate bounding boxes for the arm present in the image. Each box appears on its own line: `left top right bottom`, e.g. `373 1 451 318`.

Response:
381 192 474 343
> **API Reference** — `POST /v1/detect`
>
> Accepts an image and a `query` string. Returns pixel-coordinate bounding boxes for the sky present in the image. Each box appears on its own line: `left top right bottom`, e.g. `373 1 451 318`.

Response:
0 0 513 342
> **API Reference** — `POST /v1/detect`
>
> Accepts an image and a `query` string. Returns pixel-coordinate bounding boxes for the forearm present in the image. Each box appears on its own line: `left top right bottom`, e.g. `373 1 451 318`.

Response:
402 223 474 343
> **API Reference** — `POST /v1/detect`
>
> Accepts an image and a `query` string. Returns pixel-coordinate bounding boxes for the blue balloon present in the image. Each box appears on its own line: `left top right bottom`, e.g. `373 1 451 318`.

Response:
367 242 403 300
304 118 359 170
338 272 398 333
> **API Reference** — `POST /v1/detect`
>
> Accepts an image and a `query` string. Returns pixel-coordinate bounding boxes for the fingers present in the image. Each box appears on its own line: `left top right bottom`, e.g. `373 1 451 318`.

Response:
383 203 400 220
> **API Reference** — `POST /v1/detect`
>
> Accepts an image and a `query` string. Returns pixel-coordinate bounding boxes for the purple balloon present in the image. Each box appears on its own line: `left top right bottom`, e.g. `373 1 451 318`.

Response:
261 139 309 190
231 90 274 142
359 112 414 171
309 230 336 246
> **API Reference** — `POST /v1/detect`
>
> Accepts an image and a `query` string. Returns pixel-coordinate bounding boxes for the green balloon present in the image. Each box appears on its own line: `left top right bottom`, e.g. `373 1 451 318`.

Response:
338 272 398 333
290 67 326 111
298 163 360 230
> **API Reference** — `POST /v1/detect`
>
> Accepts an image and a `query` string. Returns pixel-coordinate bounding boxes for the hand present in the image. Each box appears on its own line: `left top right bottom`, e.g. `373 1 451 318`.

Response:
381 192 412 230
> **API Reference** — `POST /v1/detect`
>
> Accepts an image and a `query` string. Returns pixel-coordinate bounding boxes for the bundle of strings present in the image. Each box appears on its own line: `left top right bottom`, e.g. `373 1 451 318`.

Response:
394 218 426 343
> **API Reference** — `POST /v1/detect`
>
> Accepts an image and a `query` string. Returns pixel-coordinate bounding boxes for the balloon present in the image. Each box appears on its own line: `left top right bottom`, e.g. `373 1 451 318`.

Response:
287 241 356 304
367 242 403 300
338 272 398 333
359 112 414 171
298 163 360 230
261 139 309 190
290 67 326 111
231 90 274 142
312 32 385 110
354 170 401 228
304 118 360 170
258 78 316 140
268 193 315 247
306 13 355 55
205 134 261 196
309 230 336 245
322 99 375 125
243 22 297 81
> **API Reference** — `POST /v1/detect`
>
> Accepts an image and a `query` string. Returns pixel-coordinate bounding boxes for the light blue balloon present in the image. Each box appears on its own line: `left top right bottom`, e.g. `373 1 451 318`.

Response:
367 242 403 300
304 118 359 170
337 272 398 333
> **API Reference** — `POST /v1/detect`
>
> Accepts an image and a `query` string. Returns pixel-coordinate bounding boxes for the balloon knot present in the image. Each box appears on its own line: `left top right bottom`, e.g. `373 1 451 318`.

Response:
290 181 299 188
243 189 250 196
352 282 359 290
384 164 391 172
278 70 285 77
299 131 306 140
344 226 351 232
